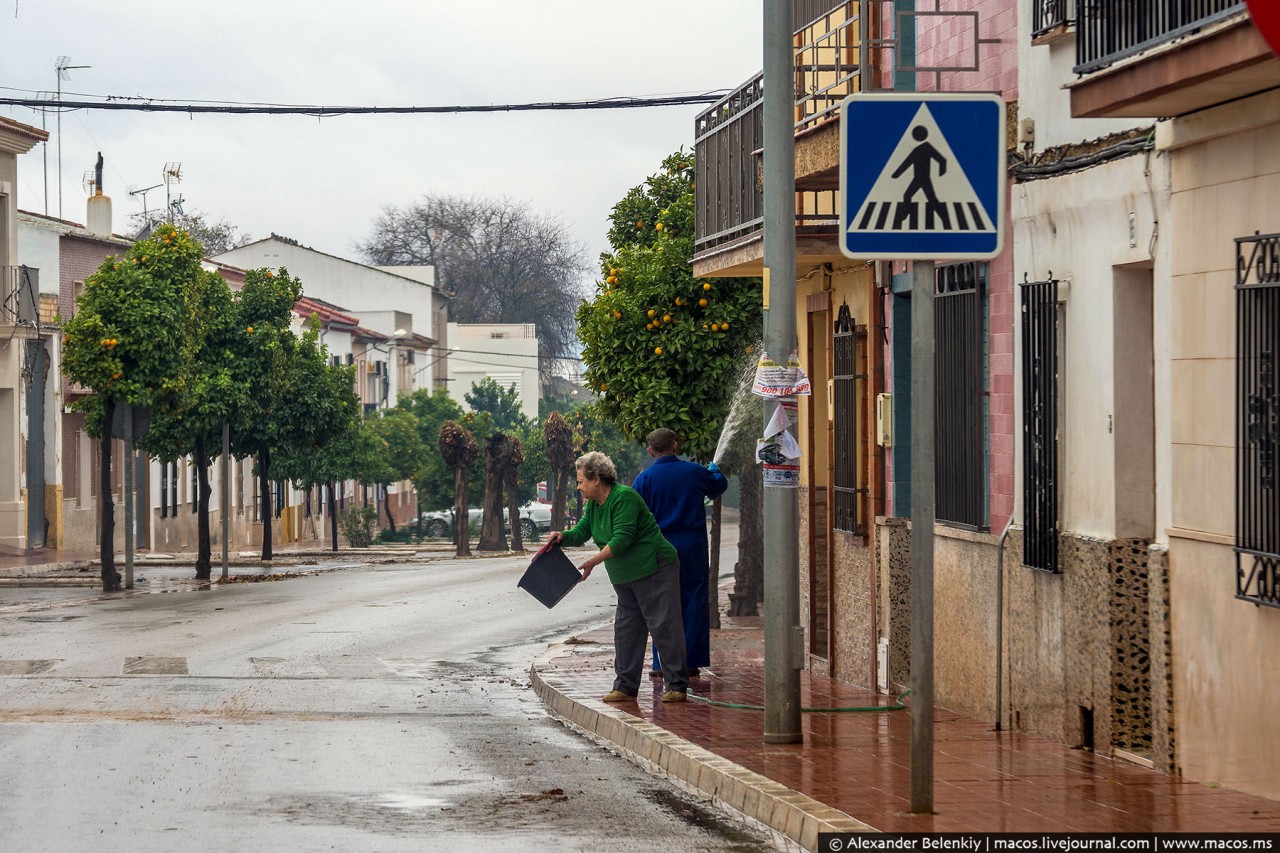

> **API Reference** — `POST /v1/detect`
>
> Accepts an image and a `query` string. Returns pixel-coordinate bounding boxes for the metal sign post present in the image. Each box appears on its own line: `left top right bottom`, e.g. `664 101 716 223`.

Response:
222 419 230 581
839 91 1006 814
123 406 134 590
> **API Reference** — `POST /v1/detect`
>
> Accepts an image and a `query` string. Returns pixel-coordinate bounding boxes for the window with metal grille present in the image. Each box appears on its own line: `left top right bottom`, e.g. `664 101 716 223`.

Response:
1021 278 1060 572
935 262 988 530
832 303 869 535
1235 233 1280 608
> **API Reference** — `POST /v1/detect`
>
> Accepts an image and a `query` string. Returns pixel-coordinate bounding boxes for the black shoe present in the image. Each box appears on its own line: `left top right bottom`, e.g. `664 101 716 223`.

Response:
687 668 701 678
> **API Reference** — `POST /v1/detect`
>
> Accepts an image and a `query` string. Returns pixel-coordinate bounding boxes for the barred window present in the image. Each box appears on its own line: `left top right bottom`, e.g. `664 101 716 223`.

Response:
935 262 989 530
832 303 869 535
1235 233 1280 608
1021 278 1060 572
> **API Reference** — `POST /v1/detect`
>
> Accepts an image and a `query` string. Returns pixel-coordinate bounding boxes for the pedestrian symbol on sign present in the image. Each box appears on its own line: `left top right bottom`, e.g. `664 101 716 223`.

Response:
850 105 995 236
839 93 1005 260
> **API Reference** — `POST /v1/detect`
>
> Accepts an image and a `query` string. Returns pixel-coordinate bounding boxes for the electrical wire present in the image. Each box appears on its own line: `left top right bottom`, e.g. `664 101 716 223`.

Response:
0 91 731 117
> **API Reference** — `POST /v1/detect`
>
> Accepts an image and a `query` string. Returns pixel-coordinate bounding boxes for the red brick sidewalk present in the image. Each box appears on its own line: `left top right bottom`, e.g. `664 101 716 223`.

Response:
541 619 1280 835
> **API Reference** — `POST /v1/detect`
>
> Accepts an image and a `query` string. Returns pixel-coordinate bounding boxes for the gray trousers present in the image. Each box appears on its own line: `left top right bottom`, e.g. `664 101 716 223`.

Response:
613 554 687 695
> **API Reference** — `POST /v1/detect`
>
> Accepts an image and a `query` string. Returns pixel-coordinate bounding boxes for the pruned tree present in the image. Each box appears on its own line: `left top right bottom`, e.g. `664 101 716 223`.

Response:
141 256 245 580
61 223 194 591
504 434 527 551
273 360 368 553
544 412 575 531
358 195 589 378
478 431 508 552
438 420 478 557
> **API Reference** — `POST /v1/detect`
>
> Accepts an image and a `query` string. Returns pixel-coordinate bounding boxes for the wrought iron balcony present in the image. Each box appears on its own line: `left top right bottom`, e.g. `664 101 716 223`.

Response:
1032 0 1074 40
1075 0 1246 75
694 1 861 263
694 73 764 257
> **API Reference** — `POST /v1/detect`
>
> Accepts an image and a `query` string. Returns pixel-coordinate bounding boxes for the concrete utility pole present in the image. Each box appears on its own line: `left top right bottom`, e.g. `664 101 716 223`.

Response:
909 259 935 813
761 0 803 744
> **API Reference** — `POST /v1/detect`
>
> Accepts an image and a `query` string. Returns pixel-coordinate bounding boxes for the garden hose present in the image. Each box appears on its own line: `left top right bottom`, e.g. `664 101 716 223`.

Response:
687 688 911 713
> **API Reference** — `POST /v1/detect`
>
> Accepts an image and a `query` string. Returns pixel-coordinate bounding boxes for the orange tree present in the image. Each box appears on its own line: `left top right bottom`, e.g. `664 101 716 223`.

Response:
141 260 246 580
61 223 197 591
576 150 761 461
272 358 366 552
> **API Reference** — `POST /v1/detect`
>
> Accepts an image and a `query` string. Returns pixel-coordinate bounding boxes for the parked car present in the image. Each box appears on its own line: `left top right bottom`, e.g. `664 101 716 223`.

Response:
416 502 551 541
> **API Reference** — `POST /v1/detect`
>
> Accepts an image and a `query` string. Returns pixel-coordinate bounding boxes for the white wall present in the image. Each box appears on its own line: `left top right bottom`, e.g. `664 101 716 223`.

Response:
16 218 60 293
447 322 541 421
1017 16 1142 152
213 240 440 341
1011 152 1171 542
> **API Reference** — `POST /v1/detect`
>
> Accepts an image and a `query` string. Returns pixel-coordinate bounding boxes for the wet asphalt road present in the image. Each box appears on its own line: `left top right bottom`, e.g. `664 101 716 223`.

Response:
0 547 770 852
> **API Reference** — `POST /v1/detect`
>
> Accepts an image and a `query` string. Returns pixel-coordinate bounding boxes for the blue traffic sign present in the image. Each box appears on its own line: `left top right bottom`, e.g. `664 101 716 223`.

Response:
839 93 1005 260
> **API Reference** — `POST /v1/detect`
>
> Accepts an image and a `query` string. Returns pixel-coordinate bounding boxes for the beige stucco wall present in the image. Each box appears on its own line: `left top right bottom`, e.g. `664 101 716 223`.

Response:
794 265 879 687
1161 90 1280 800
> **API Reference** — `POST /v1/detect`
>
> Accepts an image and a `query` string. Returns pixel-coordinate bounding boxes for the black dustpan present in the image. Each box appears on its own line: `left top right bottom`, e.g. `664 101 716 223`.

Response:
517 543 581 608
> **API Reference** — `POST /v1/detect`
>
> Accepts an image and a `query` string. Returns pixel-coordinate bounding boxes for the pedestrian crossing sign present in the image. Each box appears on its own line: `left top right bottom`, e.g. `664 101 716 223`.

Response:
839 93 1005 260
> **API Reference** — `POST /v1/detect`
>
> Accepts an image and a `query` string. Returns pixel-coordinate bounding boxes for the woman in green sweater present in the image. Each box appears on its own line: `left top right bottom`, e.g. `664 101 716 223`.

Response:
548 451 689 703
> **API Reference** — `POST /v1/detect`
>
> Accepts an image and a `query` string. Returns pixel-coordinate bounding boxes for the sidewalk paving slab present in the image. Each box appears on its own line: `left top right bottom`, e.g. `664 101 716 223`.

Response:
532 617 1280 851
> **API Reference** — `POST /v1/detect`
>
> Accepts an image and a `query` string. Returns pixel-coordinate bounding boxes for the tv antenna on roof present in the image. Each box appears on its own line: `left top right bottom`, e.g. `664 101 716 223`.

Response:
162 162 182 222
54 55 90 220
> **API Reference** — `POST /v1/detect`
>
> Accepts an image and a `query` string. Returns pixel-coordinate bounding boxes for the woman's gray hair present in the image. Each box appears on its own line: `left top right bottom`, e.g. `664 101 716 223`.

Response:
575 451 617 486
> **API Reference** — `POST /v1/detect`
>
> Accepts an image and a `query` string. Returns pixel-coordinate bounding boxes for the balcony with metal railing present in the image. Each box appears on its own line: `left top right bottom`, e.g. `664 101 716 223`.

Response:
1032 0 1074 42
1069 1 1280 119
693 1 863 276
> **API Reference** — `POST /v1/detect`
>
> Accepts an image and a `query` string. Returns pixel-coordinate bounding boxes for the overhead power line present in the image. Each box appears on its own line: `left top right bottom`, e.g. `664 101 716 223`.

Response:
0 91 730 117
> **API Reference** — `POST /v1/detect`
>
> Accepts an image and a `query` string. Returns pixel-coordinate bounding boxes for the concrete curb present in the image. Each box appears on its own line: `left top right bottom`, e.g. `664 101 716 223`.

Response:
530 657 876 852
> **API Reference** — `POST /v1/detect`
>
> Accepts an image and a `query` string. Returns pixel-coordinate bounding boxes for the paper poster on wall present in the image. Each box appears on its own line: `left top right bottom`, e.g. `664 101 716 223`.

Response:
752 350 812 398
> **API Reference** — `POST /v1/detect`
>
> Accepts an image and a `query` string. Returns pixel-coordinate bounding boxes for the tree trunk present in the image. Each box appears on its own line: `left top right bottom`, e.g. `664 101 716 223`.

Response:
505 468 524 551
383 485 397 535
99 399 121 592
478 435 507 551
730 462 763 617
550 467 569 530
708 497 722 629
258 447 273 561
194 434 212 580
453 467 471 557
329 481 339 552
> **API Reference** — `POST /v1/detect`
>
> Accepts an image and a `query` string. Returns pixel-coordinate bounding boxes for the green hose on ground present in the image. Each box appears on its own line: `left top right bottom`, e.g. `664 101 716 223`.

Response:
687 688 911 713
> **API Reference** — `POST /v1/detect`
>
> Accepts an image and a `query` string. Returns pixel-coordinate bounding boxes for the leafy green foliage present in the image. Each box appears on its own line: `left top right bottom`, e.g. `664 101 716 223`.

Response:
464 376 528 433
576 150 763 461
61 223 199 435
338 505 378 548
360 408 423 488
397 388 465 511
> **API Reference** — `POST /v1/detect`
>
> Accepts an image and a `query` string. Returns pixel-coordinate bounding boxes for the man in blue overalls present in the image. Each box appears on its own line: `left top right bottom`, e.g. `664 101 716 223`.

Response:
632 428 729 679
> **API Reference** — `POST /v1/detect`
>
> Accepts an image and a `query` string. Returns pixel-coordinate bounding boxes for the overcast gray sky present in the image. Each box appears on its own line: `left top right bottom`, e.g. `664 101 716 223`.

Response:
3 1 762 273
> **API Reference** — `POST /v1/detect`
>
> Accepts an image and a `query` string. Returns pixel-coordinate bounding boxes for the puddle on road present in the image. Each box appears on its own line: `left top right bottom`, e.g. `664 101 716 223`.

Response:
375 793 453 810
